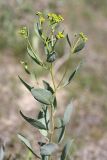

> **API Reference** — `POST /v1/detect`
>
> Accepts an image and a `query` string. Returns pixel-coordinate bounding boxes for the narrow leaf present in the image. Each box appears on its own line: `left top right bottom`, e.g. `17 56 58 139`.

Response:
53 97 57 109
37 23 42 37
18 134 40 159
64 63 80 87
66 34 71 47
43 80 54 94
42 106 50 130
18 76 33 91
37 106 50 136
27 47 43 66
40 143 59 156
20 111 46 130
63 102 73 125
60 140 73 160
58 126 65 143
31 88 54 105
57 119 66 143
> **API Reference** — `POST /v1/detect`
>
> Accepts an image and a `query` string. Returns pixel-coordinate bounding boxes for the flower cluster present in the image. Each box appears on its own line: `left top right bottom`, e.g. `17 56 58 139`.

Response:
47 13 64 25
56 32 65 39
79 32 88 42
19 26 28 38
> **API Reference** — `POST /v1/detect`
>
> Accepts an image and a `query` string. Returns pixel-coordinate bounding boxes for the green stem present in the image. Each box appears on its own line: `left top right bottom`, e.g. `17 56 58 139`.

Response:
50 63 56 91
49 64 56 160
48 29 56 160
49 105 54 142
71 37 80 53
56 68 67 89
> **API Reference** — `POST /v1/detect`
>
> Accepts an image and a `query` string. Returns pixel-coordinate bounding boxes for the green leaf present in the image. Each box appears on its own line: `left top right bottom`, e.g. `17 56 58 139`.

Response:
40 143 59 156
27 47 43 66
43 81 57 109
38 110 44 119
43 80 54 94
38 118 48 137
66 34 71 47
37 23 42 37
64 63 80 87
31 88 54 105
60 140 73 160
63 102 73 125
18 134 40 159
53 97 57 109
47 51 56 63
0 145 5 160
42 106 50 130
20 111 46 130
57 119 65 143
73 40 85 53
18 76 33 91
37 106 50 136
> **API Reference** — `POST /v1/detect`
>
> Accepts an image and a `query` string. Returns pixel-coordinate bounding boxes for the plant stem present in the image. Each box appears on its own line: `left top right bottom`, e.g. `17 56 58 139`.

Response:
50 63 56 91
71 37 80 53
49 63 56 160
49 63 55 143
56 68 67 89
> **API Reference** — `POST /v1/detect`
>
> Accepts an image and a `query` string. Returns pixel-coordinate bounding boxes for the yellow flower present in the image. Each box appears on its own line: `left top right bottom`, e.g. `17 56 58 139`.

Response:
56 32 65 39
19 26 28 38
79 32 88 42
47 13 64 24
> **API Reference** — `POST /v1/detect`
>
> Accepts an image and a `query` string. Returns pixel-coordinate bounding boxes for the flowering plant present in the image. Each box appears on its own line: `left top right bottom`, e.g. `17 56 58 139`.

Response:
18 12 87 160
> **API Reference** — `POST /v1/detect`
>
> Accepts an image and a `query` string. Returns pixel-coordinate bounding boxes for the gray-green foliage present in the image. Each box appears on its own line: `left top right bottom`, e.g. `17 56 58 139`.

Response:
18 12 87 160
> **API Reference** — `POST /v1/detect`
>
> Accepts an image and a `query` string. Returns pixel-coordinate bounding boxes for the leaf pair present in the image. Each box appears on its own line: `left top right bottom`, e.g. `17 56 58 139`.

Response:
18 77 55 106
